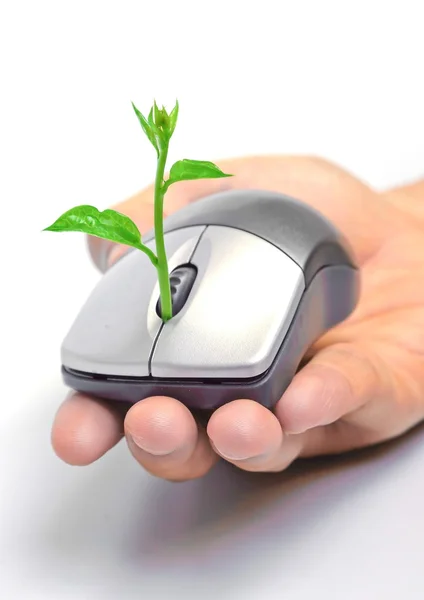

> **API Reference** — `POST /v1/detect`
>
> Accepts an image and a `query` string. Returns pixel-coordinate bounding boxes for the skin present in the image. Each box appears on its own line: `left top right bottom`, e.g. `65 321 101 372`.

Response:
51 156 424 481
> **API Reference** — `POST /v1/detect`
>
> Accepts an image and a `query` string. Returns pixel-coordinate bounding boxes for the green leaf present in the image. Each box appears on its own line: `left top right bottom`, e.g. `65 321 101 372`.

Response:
153 99 161 125
148 106 154 127
43 205 157 265
131 101 159 156
153 100 169 129
167 99 179 138
165 159 233 189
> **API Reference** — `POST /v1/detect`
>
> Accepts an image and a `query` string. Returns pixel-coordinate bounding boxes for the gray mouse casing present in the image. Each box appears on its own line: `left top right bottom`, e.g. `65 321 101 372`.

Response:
61 189 360 410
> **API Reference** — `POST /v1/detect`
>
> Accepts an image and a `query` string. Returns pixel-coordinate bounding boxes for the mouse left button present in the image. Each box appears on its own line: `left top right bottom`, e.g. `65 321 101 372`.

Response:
61 226 205 378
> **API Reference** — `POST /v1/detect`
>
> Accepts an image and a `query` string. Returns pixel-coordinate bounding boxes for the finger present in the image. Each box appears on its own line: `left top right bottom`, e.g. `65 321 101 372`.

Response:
124 397 218 482
205 342 394 473
275 342 392 435
51 393 125 466
88 155 394 272
206 399 304 472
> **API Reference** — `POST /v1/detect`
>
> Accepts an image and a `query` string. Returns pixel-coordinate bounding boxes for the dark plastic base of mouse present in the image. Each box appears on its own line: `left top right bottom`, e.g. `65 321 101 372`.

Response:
62 265 359 411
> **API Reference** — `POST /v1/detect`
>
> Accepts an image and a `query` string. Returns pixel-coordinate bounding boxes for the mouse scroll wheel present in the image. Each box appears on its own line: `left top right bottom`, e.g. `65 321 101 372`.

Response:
156 264 198 319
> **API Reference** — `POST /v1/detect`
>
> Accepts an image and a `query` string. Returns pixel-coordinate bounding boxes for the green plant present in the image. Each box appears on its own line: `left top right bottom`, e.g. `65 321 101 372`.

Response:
44 100 233 321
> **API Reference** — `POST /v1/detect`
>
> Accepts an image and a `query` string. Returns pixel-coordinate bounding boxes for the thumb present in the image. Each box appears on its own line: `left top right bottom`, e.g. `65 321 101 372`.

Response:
275 342 392 434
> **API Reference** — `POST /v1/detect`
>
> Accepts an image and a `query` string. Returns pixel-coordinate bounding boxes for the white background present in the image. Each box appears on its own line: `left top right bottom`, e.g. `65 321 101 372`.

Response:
1 1 423 599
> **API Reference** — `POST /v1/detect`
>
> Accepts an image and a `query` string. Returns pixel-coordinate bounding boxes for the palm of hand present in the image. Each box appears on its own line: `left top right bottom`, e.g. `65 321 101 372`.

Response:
52 156 424 479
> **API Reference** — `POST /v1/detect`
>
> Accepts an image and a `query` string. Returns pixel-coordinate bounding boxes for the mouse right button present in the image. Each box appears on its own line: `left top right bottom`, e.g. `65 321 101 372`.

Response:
151 225 306 380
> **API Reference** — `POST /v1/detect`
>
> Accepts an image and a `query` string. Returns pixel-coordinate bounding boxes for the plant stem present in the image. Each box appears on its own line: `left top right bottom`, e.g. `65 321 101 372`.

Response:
154 143 172 321
136 243 158 267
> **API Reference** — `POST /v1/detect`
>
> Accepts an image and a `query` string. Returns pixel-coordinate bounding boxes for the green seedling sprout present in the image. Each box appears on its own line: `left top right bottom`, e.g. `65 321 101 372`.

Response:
44 100 233 321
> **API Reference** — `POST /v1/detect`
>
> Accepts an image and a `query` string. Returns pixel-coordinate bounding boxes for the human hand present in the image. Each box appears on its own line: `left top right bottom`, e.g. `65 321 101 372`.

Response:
51 156 424 480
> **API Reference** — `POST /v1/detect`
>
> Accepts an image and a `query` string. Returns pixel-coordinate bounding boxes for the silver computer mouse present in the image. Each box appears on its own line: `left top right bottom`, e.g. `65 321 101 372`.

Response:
61 189 360 410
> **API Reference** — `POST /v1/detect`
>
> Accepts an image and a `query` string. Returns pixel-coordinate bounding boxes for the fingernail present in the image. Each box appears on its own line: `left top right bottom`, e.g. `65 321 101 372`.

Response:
129 434 176 456
210 441 261 461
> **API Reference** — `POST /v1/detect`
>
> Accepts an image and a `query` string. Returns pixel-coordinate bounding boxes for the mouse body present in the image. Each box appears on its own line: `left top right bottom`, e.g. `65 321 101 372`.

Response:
61 189 360 410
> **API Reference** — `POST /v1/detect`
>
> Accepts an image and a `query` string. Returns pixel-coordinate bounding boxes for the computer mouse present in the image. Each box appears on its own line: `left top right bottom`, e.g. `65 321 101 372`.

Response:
61 189 360 411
